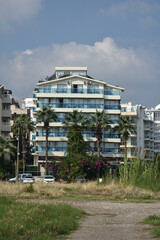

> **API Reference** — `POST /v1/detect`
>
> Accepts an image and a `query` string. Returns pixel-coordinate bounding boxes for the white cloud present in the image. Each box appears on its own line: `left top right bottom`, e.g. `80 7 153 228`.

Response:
0 0 42 31
0 37 159 107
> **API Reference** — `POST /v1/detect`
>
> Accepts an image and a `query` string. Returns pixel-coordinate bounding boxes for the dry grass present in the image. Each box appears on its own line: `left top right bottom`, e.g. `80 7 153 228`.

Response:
1 180 160 201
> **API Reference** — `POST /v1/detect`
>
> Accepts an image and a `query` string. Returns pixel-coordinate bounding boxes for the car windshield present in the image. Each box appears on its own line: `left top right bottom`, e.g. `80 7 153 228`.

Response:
24 176 33 179
44 176 54 179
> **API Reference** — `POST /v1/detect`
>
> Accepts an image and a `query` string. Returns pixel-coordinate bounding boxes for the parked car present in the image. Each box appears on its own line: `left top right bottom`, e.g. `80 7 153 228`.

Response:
23 176 35 184
43 175 55 183
75 176 86 183
58 178 68 183
9 173 32 183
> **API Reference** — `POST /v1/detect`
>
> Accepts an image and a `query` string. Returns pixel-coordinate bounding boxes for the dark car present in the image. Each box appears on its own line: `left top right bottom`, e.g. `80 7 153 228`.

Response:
75 176 86 183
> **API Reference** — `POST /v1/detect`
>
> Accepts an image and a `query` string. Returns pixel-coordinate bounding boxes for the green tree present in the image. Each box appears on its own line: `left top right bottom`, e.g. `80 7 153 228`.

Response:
0 136 15 178
114 116 136 160
0 136 15 163
87 110 112 160
114 116 136 181
12 114 34 173
63 110 87 154
35 106 57 174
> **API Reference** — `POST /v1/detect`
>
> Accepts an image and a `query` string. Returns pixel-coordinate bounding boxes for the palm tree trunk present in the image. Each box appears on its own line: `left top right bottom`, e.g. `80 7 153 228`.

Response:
97 139 101 179
124 138 127 181
45 127 48 175
22 136 25 173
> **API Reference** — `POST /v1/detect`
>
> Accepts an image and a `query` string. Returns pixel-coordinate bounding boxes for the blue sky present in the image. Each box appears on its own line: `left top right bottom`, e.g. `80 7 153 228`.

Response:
0 0 160 108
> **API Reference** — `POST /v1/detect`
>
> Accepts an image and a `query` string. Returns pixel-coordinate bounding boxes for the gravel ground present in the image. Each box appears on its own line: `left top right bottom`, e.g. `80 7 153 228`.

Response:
65 201 160 240
23 199 160 240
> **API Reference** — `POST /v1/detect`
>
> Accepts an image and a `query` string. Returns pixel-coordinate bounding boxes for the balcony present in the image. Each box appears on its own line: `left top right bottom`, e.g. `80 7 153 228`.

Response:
36 132 68 137
35 146 121 154
104 133 120 138
1 110 11 117
1 122 11 132
36 146 67 152
36 131 120 139
37 103 104 109
37 88 121 95
104 90 120 95
2 94 12 104
104 105 121 110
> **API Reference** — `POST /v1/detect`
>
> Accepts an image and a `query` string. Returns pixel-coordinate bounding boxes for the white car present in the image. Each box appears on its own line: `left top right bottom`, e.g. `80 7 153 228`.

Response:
9 173 32 183
43 175 55 183
23 176 35 183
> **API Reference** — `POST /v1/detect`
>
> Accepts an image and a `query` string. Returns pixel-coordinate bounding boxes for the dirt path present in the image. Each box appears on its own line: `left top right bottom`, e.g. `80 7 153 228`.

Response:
65 201 160 240
22 199 160 240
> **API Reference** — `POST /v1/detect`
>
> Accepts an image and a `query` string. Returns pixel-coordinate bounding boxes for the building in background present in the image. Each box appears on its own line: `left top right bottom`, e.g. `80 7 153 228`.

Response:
147 105 160 158
0 85 12 138
32 66 124 170
121 102 154 160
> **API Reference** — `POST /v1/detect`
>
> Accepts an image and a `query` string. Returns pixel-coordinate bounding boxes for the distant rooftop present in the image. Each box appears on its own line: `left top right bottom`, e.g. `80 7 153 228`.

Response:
55 67 87 71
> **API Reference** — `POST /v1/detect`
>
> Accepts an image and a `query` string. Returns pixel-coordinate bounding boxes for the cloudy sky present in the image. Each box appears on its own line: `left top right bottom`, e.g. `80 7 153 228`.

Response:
0 0 160 108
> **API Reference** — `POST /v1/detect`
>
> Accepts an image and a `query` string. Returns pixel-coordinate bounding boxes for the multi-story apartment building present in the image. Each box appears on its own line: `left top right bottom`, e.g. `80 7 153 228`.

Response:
33 67 124 168
0 85 12 138
147 105 160 158
11 99 27 127
121 102 154 160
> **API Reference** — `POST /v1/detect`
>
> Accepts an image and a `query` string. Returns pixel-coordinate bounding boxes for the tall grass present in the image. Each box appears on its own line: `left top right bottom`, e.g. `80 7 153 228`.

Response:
0 196 85 240
0 181 160 201
119 157 160 191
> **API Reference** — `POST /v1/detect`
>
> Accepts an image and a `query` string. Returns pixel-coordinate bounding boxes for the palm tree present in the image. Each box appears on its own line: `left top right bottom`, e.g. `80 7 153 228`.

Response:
0 136 15 167
63 110 87 154
35 106 57 174
86 110 112 160
12 114 34 173
114 116 136 160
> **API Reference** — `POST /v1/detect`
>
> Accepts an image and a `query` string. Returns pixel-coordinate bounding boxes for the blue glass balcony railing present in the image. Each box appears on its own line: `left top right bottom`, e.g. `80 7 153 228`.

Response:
104 105 121 110
37 88 120 95
37 103 104 109
32 135 36 140
36 132 68 137
104 90 120 95
55 118 65 122
104 134 120 138
103 148 121 153
82 133 96 138
36 132 120 139
35 146 120 153
36 146 67 152
91 147 121 153
110 119 118 124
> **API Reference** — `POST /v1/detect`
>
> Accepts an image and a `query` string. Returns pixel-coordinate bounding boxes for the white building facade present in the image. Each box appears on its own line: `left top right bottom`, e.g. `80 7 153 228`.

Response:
121 102 155 160
32 67 124 166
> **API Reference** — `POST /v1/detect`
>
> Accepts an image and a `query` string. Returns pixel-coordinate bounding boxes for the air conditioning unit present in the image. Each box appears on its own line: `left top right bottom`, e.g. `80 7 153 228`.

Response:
88 81 92 85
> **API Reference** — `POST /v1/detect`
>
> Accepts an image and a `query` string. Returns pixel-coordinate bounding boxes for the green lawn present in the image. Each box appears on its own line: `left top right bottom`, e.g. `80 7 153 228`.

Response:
0 197 85 240
141 215 160 238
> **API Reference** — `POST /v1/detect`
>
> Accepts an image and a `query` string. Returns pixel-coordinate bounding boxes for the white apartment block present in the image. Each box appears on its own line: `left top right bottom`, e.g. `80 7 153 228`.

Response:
32 67 124 166
121 102 154 160
0 85 12 138
147 105 160 158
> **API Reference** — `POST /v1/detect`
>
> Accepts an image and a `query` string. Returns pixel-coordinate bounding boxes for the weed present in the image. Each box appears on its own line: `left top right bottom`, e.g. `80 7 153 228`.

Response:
141 215 160 238
24 183 34 193
0 196 85 240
